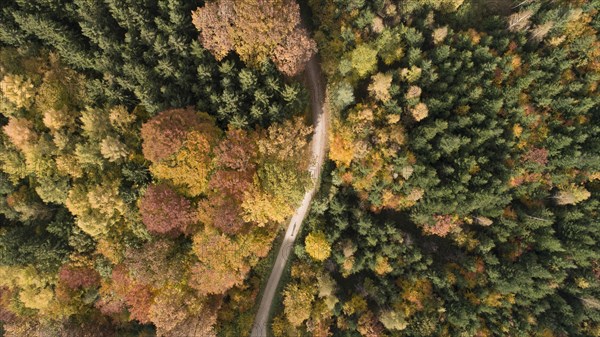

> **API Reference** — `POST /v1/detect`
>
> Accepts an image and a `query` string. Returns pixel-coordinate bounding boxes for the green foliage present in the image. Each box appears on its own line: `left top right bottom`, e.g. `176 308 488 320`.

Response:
285 0 600 336
349 44 378 78
0 0 307 126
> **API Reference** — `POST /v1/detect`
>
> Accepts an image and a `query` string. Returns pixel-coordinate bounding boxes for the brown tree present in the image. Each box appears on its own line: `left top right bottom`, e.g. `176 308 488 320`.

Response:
198 194 245 234
197 129 258 233
141 108 218 163
139 183 197 236
58 265 100 290
3 117 38 152
192 0 316 76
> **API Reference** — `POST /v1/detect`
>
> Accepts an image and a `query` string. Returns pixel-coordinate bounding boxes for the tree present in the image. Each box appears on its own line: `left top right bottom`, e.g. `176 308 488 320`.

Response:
350 45 378 78
141 108 218 163
214 129 258 174
58 264 100 290
256 116 312 163
189 0 234 61
150 131 215 197
149 286 193 336
368 72 393 103
240 117 312 226
195 128 258 233
378 310 407 331
100 136 128 162
139 183 197 236
331 81 355 110
192 0 316 76
410 102 428 122
0 74 35 109
555 184 591 205
3 117 38 152
357 311 385 337
272 27 318 76
329 123 355 167
241 188 292 226
283 283 315 327
198 193 245 234
190 231 249 295
305 231 331 262
65 180 127 238
508 10 533 32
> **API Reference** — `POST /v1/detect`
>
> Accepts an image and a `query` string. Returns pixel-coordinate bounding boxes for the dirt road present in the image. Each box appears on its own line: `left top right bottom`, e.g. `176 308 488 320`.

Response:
250 56 328 336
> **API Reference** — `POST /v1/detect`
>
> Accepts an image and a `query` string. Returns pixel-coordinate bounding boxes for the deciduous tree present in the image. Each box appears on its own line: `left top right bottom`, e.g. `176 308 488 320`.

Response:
139 183 197 236
192 0 316 76
141 108 218 163
305 231 331 262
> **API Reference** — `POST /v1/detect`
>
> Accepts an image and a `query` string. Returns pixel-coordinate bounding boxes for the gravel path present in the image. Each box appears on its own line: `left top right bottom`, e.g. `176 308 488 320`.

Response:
250 55 328 337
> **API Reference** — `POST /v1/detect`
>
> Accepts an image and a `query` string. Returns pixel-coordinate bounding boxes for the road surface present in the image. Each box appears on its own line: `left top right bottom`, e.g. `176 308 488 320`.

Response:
250 55 328 336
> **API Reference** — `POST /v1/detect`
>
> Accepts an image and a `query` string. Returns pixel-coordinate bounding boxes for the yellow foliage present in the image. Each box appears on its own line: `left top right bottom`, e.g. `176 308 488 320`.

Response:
342 295 367 316
432 26 449 45
483 292 503 307
55 153 83 178
555 184 591 205
257 116 312 163
0 265 58 314
108 105 136 130
241 188 291 226
283 283 315 327
150 131 213 197
387 114 400 124
398 278 432 312
511 55 522 70
410 102 429 121
19 286 54 311
0 74 35 109
341 257 355 277
66 180 126 237
96 238 124 264
502 294 514 306
368 72 393 102
467 28 481 45
43 108 75 131
329 125 355 167
100 136 129 162
513 124 523 138
305 231 331 262
588 172 600 181
465 291 480 305
87 180 125 216
373 255 393 275
576 277 590 289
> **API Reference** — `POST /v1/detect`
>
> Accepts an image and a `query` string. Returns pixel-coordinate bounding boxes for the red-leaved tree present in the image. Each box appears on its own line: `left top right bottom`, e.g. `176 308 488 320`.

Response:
141 107 216 163
198 129 258 234
139 183 197 236
58 264 100 289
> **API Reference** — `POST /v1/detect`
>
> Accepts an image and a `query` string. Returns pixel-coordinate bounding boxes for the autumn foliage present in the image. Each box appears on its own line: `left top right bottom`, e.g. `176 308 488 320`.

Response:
192 0 317 76
139 183 197 236
141 107 218 163
58 265 100 289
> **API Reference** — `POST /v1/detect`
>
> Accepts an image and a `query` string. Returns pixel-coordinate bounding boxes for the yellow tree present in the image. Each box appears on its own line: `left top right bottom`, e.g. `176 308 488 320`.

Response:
305 231 331 261
283 283 316 327
190 230 249 295
329 123 355 167
241 117 312 226
150 131 215 197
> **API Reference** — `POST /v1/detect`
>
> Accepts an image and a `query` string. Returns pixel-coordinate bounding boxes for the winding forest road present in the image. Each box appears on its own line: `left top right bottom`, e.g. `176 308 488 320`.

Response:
250 56 328 336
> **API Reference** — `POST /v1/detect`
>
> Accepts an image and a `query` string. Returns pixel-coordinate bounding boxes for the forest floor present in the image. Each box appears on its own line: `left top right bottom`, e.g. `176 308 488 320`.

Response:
250 55 329 337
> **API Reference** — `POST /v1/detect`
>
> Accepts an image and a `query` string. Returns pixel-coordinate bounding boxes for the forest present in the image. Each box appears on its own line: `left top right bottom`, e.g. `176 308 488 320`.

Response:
0 0 599 337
